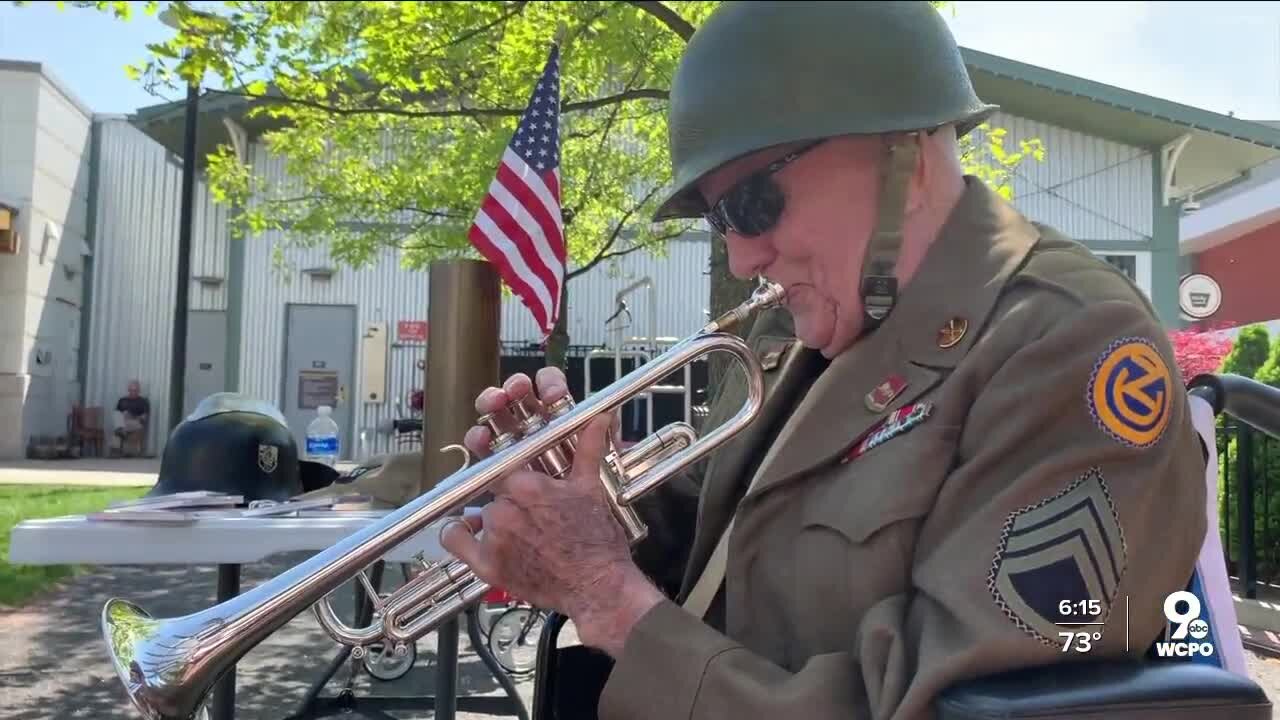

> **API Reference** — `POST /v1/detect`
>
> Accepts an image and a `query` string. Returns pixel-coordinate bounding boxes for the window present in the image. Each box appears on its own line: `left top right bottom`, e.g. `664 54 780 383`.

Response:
1100 254 1137 280
1093 251 1152 299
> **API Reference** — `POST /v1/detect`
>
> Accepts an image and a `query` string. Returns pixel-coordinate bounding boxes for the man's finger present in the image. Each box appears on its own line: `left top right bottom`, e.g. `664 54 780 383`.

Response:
503 374 543 416
501 469 546 506
463 425 493 460
439 518 495 581
475 386 509 415
569 412 618 486
535 366 570 405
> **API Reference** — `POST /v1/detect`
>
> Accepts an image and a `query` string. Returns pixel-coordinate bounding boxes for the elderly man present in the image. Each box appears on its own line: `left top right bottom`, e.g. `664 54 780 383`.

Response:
441 2 1207 718
114 379 150 456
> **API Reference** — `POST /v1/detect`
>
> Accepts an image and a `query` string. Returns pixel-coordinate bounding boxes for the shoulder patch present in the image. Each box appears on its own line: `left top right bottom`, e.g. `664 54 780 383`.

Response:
988 467 1128 648
1087 336 1172 449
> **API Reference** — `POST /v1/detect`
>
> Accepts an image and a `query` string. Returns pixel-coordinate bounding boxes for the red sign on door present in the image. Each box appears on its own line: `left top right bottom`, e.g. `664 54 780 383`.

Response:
397 320 428 343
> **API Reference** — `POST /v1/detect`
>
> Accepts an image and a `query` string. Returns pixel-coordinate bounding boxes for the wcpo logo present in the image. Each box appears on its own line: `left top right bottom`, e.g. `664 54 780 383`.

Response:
1155 590 1215 658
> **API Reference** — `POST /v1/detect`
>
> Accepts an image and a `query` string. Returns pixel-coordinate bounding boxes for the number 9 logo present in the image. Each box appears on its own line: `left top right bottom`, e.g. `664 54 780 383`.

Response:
1164 590 1201 640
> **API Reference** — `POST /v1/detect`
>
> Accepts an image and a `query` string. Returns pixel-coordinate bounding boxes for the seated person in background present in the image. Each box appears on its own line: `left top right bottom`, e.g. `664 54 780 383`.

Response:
114 379 150 455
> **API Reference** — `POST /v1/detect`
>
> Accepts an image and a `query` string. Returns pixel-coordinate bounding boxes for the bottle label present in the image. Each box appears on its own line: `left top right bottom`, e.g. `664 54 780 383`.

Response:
307 436 339 454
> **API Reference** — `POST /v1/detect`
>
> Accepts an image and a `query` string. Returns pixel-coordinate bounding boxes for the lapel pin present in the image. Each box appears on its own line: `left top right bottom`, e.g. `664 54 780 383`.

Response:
937 317 968 349
865 373 908 413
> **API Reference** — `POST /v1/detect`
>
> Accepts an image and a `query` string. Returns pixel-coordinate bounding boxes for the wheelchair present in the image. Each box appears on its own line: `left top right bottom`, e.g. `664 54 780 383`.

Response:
529 373 1280 720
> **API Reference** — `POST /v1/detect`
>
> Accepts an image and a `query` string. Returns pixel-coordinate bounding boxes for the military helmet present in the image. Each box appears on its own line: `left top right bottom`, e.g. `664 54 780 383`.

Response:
148 392 339 503
655 0 997 222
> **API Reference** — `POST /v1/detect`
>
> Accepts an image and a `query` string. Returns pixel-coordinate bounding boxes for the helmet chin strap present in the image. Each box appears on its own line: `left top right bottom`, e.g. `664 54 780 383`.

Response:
859 132 920 334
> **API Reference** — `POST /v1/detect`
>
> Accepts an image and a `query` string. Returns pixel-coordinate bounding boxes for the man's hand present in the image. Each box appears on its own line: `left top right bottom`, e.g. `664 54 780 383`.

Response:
439 367 664 656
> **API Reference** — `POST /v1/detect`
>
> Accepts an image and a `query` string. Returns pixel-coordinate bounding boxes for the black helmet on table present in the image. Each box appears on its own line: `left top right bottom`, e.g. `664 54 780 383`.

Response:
148 392 339 503
657 1 998 327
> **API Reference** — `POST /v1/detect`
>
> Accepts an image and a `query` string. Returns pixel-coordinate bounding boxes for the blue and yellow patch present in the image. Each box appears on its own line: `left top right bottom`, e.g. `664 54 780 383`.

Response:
1087 337 1172 449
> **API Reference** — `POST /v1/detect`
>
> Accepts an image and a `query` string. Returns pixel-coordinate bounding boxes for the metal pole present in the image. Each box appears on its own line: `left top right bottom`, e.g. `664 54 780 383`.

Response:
422 258 502 720
167 75 199 431
1240 426 1257 600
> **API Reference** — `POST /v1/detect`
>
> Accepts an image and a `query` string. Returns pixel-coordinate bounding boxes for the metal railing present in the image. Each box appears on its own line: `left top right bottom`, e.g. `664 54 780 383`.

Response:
1190 374 1280 600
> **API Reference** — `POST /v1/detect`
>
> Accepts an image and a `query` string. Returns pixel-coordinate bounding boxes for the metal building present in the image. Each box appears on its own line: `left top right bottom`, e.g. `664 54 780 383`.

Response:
6 50 1280 460
0 61 94 459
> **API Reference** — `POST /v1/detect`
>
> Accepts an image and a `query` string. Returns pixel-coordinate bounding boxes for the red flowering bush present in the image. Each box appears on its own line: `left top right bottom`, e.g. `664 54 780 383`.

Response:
1168 328 1233 382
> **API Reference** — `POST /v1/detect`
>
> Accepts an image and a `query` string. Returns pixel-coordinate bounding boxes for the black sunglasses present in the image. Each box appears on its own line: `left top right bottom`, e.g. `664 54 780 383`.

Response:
704 141 824 237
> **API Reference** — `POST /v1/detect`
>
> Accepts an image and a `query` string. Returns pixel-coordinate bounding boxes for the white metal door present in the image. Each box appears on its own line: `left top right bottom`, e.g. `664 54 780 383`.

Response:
282 304 357 460
183 311 228 420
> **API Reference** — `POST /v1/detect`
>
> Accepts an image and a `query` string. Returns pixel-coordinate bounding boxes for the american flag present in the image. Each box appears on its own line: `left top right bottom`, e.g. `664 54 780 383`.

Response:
467 44 567 339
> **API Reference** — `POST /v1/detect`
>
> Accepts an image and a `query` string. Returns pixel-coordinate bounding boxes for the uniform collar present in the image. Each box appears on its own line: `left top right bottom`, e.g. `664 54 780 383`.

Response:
732 178 1044 502
873 176 1042 368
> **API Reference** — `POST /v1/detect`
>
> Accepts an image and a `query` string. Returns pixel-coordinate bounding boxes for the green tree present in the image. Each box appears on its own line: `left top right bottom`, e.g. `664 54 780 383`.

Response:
1221 324 1271 379
31 1 1043 373
1254 334 1280 388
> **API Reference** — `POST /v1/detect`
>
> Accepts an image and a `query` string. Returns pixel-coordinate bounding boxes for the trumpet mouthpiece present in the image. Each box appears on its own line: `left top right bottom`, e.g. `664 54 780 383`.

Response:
702 280 786 335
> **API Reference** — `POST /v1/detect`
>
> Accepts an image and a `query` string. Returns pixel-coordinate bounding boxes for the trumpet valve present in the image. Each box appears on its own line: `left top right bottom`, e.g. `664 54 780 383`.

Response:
508 394 577 477
480 411 519 453
545 394 575 417
510 395 547 435
545 395 578 454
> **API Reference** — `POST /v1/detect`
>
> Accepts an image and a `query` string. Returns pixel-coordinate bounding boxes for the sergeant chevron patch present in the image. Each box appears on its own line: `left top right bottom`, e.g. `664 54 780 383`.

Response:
987 467 1128 648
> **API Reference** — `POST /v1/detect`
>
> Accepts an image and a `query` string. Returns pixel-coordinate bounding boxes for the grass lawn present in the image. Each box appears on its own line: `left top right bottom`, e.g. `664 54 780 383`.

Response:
0 484 148 608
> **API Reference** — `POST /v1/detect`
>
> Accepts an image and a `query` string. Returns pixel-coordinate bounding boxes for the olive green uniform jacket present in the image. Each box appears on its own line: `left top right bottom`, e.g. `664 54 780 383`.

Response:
600 177 1208 720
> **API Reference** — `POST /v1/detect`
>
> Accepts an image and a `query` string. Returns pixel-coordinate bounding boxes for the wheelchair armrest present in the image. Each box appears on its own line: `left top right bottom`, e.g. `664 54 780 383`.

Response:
936 660 1271 720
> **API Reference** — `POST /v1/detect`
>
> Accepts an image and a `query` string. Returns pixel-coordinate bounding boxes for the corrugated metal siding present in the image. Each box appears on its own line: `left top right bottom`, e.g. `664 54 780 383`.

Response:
82 119 227 454
501 235 712 347
191 173 231 311
241 147 715 456
238 140 428 455
354 343 427 459
977 111 1154 242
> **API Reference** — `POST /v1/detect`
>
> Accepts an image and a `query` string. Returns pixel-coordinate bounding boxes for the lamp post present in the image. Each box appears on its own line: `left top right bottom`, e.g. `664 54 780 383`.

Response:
152 19 238 720
160 8 201 434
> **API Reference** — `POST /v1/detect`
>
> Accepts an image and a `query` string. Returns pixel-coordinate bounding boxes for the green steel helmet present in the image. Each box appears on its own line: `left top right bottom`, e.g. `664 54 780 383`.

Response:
654 0 998 222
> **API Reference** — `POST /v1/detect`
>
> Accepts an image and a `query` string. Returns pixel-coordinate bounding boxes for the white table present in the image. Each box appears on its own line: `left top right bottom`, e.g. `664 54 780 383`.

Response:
7 510 527 720
8 510 452 566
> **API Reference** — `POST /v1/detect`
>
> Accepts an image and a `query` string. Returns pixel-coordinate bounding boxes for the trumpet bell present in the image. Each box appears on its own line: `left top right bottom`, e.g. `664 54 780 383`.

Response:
103 598 212 720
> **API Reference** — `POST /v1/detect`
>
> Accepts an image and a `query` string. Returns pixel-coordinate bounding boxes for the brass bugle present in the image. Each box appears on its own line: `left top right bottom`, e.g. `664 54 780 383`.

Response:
101 279 786 720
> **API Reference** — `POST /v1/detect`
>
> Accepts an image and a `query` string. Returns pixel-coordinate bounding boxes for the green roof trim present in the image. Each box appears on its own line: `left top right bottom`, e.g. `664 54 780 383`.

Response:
961 47 1280 150
126 47 1280 201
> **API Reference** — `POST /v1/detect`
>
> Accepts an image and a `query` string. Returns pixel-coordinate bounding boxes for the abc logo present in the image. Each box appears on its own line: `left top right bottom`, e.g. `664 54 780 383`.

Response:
1158 591 1215 657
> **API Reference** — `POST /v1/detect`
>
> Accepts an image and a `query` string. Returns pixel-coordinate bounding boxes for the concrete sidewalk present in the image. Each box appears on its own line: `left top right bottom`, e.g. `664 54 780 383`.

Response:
0 458 160 487
0 552 539 720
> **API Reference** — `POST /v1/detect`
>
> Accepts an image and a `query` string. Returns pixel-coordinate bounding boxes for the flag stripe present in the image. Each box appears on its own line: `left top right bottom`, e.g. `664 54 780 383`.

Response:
500 148 566 261
494 159 564 281
491 161 564 300
480 189 560 313
465 44 565 337
468 212 553 331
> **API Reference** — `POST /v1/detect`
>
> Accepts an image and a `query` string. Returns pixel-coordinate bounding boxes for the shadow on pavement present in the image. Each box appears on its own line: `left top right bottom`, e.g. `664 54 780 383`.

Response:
0 553 532 720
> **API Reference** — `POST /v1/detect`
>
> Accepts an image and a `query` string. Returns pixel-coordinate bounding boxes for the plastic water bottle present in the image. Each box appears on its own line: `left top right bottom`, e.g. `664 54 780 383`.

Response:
306 405 340 467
